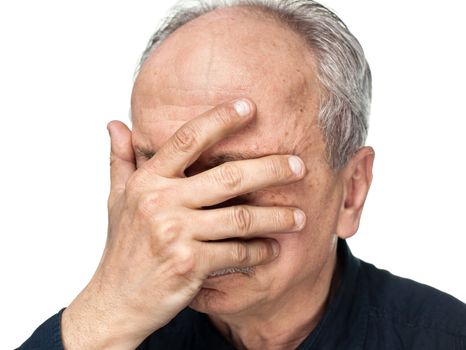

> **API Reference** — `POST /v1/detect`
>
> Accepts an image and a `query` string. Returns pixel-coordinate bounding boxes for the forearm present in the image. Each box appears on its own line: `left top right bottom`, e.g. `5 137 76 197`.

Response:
18 306 143 350
60 289 146 350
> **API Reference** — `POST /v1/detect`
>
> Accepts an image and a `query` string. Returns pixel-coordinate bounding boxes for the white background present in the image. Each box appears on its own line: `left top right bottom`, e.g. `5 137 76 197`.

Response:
1 1 465 348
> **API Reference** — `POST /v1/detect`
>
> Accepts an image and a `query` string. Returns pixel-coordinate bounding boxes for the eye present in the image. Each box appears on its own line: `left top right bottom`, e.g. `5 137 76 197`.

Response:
135 147 155 161
142 150 155 160
184 158 222 177
184 162 203 177
134 148 156 168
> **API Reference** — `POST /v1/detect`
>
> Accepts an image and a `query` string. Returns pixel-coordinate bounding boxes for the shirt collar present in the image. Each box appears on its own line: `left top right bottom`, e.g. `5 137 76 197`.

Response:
297 238 368 349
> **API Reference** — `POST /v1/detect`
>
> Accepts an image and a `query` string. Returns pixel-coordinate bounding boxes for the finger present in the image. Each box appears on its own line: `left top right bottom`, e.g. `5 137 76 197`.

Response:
142 98 255 178
182 155 306 208
107 121 136 207
200 238 280 275
192 205 306 241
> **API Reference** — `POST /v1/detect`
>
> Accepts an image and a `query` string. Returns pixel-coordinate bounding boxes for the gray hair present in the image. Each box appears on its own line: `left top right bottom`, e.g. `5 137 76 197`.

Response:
136 0 372 170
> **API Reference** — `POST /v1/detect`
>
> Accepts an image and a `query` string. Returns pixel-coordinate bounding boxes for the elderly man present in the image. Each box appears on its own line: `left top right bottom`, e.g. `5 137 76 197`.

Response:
19 0 466 349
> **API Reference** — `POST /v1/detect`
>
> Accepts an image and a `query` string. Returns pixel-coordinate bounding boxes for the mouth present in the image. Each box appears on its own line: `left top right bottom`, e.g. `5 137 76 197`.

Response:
203 195 266 280
207 266 255 279
204 196 254 280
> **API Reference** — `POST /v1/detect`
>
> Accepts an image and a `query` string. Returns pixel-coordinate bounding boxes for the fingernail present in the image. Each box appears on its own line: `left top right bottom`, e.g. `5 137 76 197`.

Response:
294 210 306 229
271 240 280 257
288 156 304 176
233 99 251 117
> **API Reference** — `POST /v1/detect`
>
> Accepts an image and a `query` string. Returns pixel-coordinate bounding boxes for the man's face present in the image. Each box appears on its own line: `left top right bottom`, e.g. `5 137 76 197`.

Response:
131 8 344 317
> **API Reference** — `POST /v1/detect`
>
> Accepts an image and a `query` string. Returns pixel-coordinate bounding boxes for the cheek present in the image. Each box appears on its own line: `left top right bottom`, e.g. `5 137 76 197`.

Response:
265 176 341 274
251 170 341 239
298 170 342 226
257 219 336 293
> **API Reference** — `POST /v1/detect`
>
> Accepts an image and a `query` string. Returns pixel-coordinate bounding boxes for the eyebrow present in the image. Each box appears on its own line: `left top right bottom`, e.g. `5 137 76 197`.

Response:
136 146 261 161
135 147 156 159
135 144 264 166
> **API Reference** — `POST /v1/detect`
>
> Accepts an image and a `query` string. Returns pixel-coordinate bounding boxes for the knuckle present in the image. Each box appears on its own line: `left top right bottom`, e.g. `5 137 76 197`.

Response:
171 246 196 276
155 219 183 246
215 163 243 191
212 104 238 125
136 192 161 216
264 242 275 260
257 241 274 263
266 157 288 179
172 125 198 153
232 241 249 264
232 206 253 233
254 244 267 263
149 228 197 277
275 208 295 229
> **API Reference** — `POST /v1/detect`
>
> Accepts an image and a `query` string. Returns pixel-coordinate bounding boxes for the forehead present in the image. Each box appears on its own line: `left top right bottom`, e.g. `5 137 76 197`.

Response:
131 6 321 157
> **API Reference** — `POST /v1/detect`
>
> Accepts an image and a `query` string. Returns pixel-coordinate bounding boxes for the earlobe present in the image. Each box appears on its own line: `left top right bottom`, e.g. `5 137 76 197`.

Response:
336 147 375 239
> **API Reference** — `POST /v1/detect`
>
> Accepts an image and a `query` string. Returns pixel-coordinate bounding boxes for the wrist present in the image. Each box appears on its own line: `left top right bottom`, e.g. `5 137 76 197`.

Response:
61 294 144 350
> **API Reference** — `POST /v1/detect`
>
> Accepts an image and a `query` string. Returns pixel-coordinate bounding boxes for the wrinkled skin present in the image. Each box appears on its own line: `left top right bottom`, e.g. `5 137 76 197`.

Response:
62 6 374 350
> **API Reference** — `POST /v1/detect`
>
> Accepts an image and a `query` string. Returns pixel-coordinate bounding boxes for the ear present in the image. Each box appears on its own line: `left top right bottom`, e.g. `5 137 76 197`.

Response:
336 146 375 239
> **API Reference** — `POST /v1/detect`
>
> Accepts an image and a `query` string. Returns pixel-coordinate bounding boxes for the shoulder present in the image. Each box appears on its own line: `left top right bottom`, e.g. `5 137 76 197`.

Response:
137 308 230 350
358 259 466 343
137 308 199 349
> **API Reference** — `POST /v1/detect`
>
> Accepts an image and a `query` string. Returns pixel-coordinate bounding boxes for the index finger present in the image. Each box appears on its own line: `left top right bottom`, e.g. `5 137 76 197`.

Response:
142 98 255 178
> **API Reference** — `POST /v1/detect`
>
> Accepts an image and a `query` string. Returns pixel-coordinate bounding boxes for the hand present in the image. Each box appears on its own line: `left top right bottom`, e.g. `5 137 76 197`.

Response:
61 98 307 350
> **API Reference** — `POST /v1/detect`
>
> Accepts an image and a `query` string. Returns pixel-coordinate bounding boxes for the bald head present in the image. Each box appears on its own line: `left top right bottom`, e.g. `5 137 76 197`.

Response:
134 0 371 169
131 6 323 162
133 6 319 116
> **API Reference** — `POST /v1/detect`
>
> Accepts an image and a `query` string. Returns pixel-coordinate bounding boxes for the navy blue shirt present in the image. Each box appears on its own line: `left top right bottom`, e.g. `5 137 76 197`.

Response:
18 240 466 349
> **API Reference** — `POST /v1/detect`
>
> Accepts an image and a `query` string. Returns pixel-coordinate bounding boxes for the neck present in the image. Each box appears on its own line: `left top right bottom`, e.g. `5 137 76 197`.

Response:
209 248 340 350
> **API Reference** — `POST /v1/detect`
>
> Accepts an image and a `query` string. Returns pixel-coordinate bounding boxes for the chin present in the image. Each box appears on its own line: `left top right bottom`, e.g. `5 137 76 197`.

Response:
189 272 260 315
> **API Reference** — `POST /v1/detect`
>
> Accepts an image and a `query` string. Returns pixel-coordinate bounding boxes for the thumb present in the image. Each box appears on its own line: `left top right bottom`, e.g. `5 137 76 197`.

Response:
107 120 136 208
